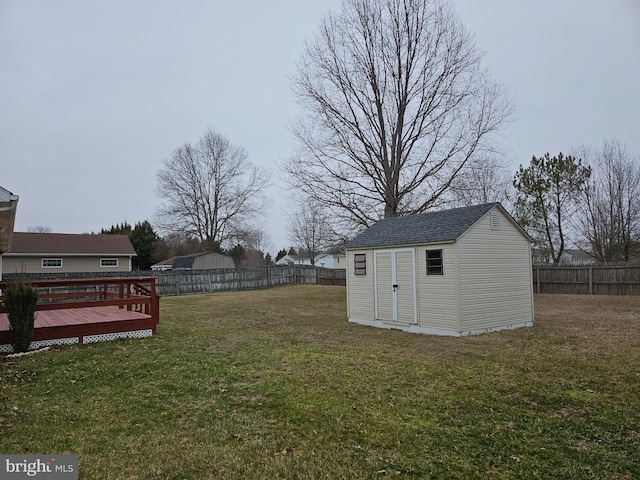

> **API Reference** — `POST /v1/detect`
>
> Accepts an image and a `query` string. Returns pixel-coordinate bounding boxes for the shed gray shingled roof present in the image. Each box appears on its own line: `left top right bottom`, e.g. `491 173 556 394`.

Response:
345 203 498 249
171 252 205 269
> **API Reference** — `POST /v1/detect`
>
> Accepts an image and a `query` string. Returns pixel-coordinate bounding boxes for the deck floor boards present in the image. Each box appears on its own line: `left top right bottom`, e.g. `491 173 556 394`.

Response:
0 307 151 343
0 307 151 332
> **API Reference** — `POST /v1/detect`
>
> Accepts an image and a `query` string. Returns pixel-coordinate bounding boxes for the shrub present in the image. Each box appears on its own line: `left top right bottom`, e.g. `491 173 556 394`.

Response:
5 282 38 353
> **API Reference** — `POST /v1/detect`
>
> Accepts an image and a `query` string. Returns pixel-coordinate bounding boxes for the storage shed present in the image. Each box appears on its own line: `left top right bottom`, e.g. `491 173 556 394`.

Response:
344 203 534 336
170 251 235 270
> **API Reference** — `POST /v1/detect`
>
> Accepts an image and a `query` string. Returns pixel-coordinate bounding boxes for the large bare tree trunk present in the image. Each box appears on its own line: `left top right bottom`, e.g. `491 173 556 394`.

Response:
287 0 513 232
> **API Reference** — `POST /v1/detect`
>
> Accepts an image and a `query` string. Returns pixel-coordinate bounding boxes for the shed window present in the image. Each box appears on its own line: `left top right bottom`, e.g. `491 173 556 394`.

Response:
42 258 63 268
354 253 366 275
100 258 118 267
426 249 443 275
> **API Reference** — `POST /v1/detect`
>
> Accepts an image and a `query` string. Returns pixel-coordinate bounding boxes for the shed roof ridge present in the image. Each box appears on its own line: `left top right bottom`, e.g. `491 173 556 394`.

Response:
344 202 501 249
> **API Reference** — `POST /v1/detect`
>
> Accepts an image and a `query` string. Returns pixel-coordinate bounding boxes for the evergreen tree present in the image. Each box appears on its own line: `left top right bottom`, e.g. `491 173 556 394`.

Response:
275 248 287 262
227 244 247 267
130 221 160 270
102 220 159 270
514 153 591 264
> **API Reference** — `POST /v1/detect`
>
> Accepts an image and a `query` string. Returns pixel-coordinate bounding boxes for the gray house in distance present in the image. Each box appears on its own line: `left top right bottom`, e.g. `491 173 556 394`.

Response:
344 203 534 336
152 251 235 271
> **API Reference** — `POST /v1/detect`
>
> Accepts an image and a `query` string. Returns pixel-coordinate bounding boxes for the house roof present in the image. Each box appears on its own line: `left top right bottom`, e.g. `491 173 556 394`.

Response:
151 256 177 268
6 232 136 256
171 252 206 269
345 203 528 249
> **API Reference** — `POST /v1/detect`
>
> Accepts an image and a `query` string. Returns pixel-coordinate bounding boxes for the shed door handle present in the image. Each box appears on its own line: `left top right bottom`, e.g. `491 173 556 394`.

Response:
393 284 398 289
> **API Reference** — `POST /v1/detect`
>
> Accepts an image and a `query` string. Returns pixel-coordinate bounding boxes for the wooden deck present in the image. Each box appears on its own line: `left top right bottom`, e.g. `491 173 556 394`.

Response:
0 277 159 353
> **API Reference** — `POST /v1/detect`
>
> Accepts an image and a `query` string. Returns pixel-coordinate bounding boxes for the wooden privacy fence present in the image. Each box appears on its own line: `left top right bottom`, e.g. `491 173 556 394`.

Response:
5 265 347 297
533 265 640 295
153 265 346 296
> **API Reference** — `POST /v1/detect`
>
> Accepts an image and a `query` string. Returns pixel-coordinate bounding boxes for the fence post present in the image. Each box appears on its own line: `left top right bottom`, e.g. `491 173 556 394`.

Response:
536 267 540 294
588 267 593 295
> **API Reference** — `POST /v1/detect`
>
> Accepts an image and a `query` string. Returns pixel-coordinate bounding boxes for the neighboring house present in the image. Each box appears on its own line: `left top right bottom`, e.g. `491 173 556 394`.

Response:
0 186 19 280
561 249 596 265
150 257 176 271
344 203 534 337
532 248 596 266
152 251 235 271
275 248 346 269
275 254 297 266
2 233 136 275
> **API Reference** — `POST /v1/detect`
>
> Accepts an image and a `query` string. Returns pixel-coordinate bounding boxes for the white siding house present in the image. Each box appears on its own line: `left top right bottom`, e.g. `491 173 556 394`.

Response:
344 203 534 336
275 250 346 268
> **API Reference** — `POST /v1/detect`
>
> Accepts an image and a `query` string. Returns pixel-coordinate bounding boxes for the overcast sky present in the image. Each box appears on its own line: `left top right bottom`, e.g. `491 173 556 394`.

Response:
1 0 639 255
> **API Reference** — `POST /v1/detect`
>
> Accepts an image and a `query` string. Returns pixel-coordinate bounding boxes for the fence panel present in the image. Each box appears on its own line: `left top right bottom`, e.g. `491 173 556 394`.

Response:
534 265 640 295
4 265 346 297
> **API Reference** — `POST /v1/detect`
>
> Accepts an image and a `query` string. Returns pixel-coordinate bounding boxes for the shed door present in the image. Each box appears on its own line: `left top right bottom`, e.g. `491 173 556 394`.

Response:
374 249 417 324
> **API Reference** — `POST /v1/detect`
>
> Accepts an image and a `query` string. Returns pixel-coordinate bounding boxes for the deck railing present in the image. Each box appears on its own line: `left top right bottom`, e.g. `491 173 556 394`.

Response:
0 277 160 325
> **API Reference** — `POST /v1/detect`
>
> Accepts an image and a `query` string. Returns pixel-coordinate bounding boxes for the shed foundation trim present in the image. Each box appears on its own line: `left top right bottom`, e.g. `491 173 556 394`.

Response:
349 317 533 337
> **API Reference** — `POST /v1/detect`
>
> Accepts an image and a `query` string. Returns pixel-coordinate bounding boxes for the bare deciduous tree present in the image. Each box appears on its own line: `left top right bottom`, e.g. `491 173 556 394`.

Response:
27 226 52 233
450 155 513 208
288 199 335 266
155 128 269 251
286 0 513 232
577 139 640 263
227 227 273 255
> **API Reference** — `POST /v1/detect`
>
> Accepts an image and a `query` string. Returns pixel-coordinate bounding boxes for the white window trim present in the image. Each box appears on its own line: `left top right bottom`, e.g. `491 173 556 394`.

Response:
426 249 444 276
42 258 63 268
100 258 119 268
354 253 366 275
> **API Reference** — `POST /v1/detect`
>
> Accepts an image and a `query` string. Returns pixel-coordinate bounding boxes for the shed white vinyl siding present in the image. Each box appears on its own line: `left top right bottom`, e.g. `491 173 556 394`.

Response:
346 250 375 321
416 244 458 331
457 210 533 331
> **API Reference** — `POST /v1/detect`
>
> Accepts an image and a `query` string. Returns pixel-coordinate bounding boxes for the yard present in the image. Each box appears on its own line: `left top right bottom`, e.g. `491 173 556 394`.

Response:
1 286 638 479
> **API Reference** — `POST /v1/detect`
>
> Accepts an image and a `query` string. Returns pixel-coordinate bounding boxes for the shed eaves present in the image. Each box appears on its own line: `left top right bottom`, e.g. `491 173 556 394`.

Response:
344 203 498 249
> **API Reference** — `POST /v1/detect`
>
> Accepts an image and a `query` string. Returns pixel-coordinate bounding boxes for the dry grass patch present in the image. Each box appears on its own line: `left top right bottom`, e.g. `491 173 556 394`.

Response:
1 286 639 479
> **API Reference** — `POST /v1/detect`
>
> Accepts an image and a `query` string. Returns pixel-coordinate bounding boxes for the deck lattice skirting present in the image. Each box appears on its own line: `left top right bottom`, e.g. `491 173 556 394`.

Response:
0 277 160 353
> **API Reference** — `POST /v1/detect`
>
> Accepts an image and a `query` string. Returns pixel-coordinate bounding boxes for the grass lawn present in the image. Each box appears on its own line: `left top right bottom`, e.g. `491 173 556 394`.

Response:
1 286 639 479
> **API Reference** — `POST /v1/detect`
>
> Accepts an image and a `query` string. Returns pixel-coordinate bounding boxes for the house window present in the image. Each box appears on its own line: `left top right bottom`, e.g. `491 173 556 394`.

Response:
426 249 443 275
101 258 118 267
354 253 366 275
42 258 63 268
